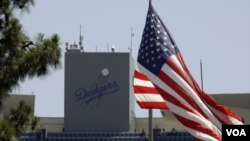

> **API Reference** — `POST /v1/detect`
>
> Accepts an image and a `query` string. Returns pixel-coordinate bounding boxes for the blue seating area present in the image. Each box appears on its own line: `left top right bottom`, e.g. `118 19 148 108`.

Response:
47 136 147 141
20 138 37 141
20 132 38 141
20 132 147 141
47 132 143 138
155 132 195 141
47 132 147 141
21 131 195 141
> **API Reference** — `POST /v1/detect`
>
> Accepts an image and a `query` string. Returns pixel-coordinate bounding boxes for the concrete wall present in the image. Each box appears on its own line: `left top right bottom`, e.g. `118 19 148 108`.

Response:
39 117 64 133
64 52 135 132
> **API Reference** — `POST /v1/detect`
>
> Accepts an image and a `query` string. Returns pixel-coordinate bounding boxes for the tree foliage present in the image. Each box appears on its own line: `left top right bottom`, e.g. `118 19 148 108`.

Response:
0 120 16 141
0 0 61 106
8 100 39 137
0 100 39 141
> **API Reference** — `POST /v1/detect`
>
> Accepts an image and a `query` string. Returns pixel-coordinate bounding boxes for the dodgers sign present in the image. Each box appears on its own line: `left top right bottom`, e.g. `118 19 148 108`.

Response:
74 68 120 108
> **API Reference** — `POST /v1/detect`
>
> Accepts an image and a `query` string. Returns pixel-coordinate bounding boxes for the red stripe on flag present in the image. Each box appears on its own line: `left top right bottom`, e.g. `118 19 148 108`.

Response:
201 91 242 124
134 86 159 94
154 85 199 115
176 53 243 125
137 101 168 109
133 70 168 109
134 70 149 80
158 70 208 118
154 85 221 140
173 114 222 141
167 56 195 90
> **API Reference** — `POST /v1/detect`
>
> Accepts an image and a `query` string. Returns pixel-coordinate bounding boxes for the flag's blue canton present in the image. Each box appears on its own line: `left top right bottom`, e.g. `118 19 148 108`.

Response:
138 4 178 75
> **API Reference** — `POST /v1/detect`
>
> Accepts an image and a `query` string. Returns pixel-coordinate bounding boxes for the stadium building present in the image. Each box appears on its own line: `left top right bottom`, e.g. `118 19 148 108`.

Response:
1 46 249 141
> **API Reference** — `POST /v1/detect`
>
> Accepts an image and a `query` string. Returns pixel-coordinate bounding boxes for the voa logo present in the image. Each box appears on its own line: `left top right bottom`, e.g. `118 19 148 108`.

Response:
222 125 250 141
226 129 246 137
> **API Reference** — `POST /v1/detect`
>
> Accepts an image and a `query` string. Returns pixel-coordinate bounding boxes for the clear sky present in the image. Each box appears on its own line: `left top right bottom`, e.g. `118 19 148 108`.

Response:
12 0 250 117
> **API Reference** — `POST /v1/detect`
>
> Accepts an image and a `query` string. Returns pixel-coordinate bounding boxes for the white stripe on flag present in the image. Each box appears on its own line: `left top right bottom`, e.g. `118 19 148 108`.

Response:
185 127 219 141
133 69 168 109
135 94 166 102
138 62 221 141
134 78 154 87
161 62 222 130
167 101 221 136
207 104 243 125
137 63 189 105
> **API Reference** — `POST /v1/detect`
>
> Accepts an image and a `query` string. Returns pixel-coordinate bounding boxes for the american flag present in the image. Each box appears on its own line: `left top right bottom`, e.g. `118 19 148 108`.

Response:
135 1 243 141
134 69 168 109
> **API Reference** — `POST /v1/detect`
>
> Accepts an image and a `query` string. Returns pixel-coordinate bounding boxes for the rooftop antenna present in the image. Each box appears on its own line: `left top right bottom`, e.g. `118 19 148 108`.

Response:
65 25 83 52
107 43 110 52
79 24 84 51
129 27 134 53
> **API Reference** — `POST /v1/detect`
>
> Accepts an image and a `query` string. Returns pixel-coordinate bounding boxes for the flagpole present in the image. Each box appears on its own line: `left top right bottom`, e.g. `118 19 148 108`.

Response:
148 109 153 141
148 1 153 141
200 60 204 90
129 27 134 53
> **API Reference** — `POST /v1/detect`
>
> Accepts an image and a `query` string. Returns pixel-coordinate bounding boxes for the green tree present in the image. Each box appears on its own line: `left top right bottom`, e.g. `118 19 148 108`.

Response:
8 100 39 138
8 100 31 136
0 120 16 141
0 0 61 106
0 100 38 140
30 116 39 132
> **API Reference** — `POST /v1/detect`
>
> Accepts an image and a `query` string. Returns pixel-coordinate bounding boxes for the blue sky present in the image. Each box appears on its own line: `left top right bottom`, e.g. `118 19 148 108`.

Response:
12 0 250 117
